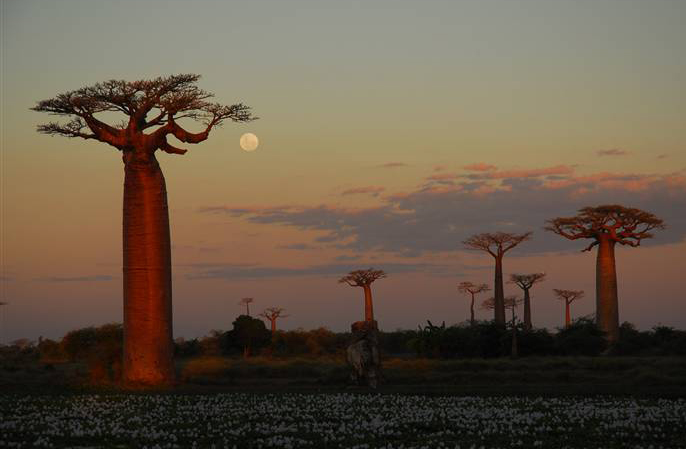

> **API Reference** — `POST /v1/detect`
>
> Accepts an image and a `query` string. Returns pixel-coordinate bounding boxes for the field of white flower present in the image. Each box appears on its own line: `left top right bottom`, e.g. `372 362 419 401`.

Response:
1 393 684 448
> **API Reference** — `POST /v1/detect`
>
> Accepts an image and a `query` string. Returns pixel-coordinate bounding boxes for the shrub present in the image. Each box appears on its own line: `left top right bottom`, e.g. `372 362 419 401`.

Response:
555 318 607 356
60 323 123 382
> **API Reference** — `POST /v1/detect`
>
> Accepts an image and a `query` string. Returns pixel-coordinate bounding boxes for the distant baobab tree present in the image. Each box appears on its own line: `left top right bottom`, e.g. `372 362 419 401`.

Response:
457 282 490 326
546 205 664 344
239 297 254 316
553 289 585 328
259 307 289 333
32 74 256 384
509 273 546 331
339 268 387 322
481 295 523 325
482 294 523 357
463 232 532 326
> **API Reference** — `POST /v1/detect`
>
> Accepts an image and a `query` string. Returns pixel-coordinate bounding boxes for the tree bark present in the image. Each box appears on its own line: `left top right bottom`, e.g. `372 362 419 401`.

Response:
470 294 475 326
270 319 276 333
565 299 571 328
522 288 532 331
363 285 374 322
596 235 619 344
493 255 506 326
122 152 174 384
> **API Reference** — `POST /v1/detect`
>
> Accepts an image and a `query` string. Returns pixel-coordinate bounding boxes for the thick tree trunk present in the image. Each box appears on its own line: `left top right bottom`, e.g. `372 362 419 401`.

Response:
523 288 532 331
493 255 506 326
470 294 475 326
565 300 571 328
122 152 174 384
363 285 374 322
596 235 619 344
270 319 276 333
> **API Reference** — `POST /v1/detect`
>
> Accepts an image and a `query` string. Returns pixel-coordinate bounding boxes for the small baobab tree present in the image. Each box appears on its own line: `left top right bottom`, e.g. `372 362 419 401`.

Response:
32 74 255 384
463 232 532 326
546 205 664 343
339 268 387 322
259 307 289 333
239 297 254 316
457 282 490 326
509 273 546 331
553 289 584 328
482 294 523 357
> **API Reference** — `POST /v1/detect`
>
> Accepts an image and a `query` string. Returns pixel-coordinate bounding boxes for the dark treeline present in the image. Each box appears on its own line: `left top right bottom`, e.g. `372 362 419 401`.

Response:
3 317 685 383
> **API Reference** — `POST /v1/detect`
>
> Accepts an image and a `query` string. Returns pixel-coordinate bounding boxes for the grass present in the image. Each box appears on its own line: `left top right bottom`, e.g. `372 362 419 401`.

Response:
2 355 685 396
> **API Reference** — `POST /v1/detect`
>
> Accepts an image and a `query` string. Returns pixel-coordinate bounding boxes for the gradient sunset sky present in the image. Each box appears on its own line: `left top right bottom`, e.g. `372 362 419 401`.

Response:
2 0 685 342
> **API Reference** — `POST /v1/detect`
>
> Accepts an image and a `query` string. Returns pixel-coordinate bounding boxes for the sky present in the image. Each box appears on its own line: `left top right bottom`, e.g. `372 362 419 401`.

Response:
1 0 685 342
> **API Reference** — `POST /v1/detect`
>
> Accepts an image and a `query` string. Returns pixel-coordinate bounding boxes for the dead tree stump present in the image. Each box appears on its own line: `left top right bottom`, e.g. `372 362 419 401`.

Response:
347 320 381 388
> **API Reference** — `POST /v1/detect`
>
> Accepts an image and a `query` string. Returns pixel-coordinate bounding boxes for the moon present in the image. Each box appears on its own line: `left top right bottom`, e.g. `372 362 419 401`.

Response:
240 133 259 152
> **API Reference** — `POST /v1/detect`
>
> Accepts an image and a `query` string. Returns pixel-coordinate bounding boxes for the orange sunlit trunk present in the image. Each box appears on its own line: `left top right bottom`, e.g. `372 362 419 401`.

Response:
363 285 374 321
596 235 619 344
270 319 276 333
122 152 174 384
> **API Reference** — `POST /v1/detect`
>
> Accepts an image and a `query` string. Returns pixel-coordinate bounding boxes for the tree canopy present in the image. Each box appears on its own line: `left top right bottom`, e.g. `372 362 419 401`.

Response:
510 273 546 290
553 289 585 303
339 268 387 287
32 74 255 155
463 232 532 257
545 205 665 251
458 282 490 295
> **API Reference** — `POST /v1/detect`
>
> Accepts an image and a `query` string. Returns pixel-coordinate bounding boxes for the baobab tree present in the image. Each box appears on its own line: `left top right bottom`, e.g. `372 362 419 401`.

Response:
32 74 255 384
457 282 490 326
463 232 532 326
546 205 664 344
339 268 387 322
259 307 289 333
509 273 546 331
482 294 523 357
481 295 523 325
553 289 584 328
239 297 254 316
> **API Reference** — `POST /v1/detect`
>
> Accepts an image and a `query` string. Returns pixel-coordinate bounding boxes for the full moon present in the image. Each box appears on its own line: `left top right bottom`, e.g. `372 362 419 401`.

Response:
240 133 259 152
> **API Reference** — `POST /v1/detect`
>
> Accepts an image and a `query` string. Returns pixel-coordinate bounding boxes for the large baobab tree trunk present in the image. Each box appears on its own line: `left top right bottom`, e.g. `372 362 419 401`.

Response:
596 235 619 344
522 289 532 331
363 285 374 322
122 152 175 384
493 256 506 326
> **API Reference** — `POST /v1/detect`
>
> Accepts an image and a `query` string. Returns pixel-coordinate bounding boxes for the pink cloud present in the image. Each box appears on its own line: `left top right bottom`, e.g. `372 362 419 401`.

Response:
597 148 629 157
463 162 497 172
341 186 386 196
377 162 407 169
471 165 575 180
426 173 457 181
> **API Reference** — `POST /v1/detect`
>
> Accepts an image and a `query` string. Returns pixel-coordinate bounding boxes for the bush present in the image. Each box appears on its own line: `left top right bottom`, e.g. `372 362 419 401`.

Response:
555 318 607 356
221 315 271 357
60 323 123 382
612 322 654 356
